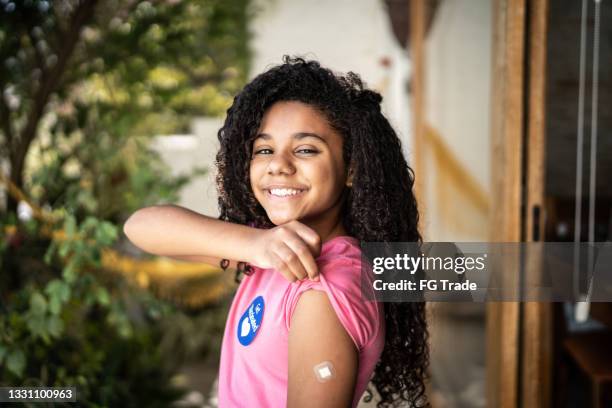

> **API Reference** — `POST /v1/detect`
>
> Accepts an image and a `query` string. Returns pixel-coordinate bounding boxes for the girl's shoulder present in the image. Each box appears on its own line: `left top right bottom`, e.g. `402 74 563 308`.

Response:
284 235 384 351
317 235 363 280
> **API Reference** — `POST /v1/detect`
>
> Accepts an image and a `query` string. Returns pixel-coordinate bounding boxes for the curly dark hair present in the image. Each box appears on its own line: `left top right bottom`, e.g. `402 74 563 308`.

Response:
215 56 429 408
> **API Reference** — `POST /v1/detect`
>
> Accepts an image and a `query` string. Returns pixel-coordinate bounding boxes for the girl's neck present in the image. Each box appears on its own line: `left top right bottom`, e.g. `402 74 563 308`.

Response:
299 188 350 243
324 222 348 242
304 215 348 244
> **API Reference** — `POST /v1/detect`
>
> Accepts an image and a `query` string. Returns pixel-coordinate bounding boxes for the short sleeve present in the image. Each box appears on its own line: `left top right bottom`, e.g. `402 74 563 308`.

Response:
283 255 382 351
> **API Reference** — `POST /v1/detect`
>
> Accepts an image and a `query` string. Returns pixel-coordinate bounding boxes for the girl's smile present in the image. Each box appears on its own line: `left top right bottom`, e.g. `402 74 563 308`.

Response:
265 187 307 199
249 101 349 238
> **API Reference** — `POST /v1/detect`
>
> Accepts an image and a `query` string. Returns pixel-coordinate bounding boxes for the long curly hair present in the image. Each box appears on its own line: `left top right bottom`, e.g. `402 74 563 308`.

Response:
215 56 429 408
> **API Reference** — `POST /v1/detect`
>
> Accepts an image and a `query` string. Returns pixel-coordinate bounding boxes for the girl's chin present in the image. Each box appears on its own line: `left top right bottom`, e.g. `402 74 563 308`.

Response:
269 214 300 225
266 210 313 225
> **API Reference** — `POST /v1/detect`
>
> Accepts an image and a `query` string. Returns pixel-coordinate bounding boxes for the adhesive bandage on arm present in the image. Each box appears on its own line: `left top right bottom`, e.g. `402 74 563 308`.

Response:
313 361 336 383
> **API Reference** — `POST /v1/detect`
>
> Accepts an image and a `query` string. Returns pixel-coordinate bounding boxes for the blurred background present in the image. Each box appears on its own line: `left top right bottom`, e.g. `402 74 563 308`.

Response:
1 0 611 407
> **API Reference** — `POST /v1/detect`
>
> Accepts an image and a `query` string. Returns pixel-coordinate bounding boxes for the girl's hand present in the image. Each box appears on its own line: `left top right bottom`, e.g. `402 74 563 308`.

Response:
250 221 322 282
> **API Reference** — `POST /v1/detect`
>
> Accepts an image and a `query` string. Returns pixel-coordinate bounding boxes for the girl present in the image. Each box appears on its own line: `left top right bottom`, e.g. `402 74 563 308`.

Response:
124 57 429 407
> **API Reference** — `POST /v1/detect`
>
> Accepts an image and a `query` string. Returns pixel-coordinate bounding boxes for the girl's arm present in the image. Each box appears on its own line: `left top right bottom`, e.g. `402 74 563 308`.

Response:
123 205 322 280
123 204 254 271
287 290 358 407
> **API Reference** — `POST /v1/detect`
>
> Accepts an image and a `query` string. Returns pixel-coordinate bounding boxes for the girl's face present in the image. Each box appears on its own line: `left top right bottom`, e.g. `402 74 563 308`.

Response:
250 101 348 236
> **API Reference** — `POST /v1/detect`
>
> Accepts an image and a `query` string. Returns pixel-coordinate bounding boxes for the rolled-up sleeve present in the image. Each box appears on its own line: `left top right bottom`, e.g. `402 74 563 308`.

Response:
283 256 381 351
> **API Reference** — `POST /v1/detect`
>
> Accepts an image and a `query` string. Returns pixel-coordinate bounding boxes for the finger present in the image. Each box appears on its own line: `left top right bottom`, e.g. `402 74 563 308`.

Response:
289 221 322 258
275 242 308 281
269 251 297 282
283 235 319 281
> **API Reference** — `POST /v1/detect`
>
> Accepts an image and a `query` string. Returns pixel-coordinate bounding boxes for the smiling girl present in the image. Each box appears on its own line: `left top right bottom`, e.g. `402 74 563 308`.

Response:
123 57 429 407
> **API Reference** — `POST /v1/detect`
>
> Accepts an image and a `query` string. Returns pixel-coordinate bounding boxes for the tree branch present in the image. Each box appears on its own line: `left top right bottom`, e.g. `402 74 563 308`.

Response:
27 30 48 80
11 0 99 186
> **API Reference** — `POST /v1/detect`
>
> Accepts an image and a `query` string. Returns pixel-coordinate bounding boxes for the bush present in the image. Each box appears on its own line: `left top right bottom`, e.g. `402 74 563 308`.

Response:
0 214 186 406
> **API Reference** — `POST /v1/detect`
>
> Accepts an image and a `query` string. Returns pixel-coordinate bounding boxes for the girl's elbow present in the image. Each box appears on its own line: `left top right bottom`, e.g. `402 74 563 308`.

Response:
122 216 134 240
123 207 154 241
122 213 138 242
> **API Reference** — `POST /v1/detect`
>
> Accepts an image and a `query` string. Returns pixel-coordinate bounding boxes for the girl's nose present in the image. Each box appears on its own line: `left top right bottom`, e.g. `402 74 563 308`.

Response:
267 152 296 175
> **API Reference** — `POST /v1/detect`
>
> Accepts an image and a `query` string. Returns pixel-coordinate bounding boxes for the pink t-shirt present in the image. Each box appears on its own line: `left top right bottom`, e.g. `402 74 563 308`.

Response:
217 235 385 407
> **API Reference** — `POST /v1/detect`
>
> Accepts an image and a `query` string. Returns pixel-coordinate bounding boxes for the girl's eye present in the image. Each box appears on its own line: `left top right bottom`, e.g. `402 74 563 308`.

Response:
296 148 319 155
254 148 272 155
253 148 319 155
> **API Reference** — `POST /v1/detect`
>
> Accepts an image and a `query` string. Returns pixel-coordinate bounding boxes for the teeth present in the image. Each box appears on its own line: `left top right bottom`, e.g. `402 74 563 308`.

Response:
269 188 303 197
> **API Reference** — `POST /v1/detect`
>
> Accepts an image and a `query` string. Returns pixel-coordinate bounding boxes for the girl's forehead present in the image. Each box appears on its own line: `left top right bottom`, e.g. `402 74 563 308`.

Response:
260 101 330 129
257 101 341 142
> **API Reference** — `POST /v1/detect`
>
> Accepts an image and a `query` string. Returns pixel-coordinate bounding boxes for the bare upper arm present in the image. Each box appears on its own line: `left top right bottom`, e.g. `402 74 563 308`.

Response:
288 289 358 408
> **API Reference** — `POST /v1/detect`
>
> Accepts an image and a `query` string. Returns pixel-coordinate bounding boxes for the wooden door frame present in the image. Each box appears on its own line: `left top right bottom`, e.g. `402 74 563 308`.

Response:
522 0 552 407
410 0 426 233
487 0 525 407
488 0 551 407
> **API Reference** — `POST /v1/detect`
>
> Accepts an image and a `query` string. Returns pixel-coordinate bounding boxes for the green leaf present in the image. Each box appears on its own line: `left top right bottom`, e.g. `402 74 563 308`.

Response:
6 349 26 378
48 296 62 315
65 215 77 239
44 240 57 265
81 216 99 234
96 287 110 306
46 279 71 315
27 316 48 339
58 241 71 258
46 316 64 338
29 293 48 315
63 261 78 283
96 222 118 245
78 190 98 213
46 279 71 302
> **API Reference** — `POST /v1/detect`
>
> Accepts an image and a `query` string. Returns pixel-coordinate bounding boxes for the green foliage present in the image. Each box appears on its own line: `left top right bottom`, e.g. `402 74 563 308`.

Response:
0 214 186 405
0 0 251 405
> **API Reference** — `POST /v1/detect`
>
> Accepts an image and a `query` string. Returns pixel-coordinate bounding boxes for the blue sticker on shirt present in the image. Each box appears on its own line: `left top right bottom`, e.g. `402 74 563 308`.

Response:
237 295 265 346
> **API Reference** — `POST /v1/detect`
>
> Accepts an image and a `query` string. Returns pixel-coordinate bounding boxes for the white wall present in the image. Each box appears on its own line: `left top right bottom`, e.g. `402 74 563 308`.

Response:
425 0 492 194
151 118 223 217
